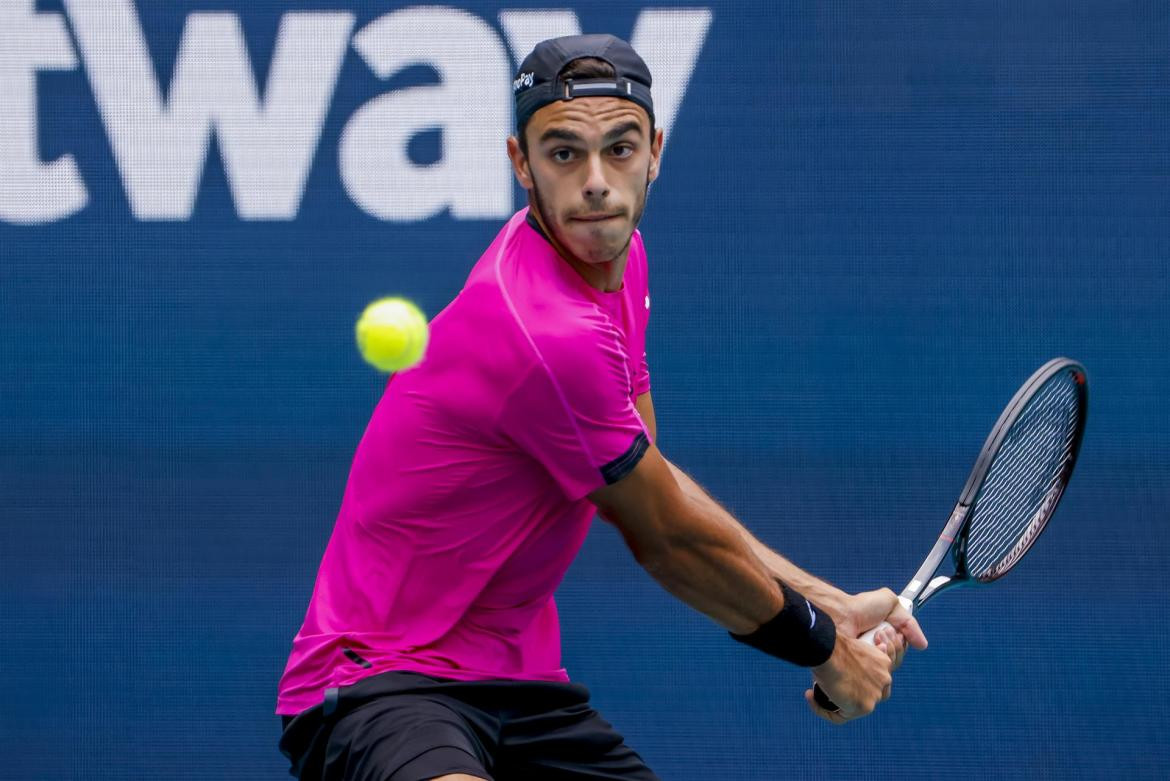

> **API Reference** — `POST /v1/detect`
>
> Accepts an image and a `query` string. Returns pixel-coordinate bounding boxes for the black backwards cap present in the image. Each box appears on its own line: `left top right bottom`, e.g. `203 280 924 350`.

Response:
513 34 655 133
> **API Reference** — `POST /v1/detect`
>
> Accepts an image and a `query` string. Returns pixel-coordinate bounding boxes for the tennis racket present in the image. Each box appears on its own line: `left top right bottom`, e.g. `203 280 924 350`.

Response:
813 357 1088 712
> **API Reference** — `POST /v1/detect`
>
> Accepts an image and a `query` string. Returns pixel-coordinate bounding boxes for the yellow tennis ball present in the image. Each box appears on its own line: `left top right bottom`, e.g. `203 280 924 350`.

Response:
355 297 429 372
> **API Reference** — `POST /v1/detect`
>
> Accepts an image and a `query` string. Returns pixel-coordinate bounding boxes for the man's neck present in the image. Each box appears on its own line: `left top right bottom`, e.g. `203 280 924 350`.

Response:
527 207 629 293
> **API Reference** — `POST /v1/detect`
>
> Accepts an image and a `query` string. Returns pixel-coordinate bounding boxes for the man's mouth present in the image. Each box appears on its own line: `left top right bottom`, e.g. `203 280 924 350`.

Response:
572 213 620 222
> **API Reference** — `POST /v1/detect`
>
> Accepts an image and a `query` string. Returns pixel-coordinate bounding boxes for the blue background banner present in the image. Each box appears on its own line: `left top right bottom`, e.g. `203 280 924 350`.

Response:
2 2 1167 778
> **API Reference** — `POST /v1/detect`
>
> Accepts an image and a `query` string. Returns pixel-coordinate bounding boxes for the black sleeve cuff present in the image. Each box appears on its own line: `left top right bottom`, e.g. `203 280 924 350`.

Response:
599 431 649 485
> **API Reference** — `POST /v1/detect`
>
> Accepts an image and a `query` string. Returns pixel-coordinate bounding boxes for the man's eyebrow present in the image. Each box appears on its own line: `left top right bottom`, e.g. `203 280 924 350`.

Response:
538 121 645 146
539 127 583 145
602 121 644 142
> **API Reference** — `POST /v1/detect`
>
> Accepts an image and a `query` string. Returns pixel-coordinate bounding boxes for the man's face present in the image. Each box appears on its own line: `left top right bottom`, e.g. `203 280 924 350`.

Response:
508 97 663 267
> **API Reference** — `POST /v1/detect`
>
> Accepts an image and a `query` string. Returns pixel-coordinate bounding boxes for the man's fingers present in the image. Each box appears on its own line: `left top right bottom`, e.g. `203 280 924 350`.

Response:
876 626 908 670
875 627 907 667
885 605 929 650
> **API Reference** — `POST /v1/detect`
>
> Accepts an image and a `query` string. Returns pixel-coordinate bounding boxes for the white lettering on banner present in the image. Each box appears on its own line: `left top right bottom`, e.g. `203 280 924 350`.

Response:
0 0 88 225
498 9 582 73
341 7 512 221
64 0 353 221
630 9 712 146
0 4 711 225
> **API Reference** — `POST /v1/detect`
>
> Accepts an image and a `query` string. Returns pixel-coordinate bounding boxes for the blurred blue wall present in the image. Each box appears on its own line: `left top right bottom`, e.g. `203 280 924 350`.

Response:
2 2 1167 778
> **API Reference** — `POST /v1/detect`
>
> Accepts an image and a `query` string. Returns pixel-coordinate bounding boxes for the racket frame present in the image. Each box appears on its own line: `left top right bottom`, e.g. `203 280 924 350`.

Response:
816 358 1087 710
899 357 1087 613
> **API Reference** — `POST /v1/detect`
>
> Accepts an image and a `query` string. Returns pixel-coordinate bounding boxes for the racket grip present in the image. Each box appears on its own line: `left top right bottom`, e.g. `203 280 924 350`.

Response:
856 621 888 645
811 620 893 714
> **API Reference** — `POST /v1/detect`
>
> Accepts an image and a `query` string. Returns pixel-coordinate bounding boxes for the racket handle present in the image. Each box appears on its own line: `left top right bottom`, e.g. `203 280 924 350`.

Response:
856 621 889 645
811 620 893 714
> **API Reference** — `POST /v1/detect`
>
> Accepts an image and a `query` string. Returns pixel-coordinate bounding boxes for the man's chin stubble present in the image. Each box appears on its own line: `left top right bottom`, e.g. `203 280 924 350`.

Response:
529 175 648 266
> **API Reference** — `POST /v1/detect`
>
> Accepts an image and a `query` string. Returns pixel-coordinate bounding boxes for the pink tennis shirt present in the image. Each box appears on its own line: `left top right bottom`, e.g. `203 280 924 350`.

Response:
277 208 652 716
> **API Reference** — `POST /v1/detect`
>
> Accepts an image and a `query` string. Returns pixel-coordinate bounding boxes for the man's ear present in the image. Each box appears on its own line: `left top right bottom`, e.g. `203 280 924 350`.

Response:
647 127 664 183
507 135 534 190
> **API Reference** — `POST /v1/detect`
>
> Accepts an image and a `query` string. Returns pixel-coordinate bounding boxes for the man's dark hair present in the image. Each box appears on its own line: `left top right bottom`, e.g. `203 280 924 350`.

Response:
517 57 617 156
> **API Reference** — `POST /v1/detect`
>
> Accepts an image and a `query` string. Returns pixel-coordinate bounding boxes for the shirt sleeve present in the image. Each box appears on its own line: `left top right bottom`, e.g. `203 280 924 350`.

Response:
501 314 650 500
630 233 651 396
632 349 650 397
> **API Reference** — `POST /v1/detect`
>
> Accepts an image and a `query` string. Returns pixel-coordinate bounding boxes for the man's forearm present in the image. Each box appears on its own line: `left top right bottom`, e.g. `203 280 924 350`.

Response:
665 460 849 619
638 507 785 636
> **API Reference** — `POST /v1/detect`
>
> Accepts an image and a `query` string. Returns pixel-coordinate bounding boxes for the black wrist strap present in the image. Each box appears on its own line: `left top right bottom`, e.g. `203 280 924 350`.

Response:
728 580 836 667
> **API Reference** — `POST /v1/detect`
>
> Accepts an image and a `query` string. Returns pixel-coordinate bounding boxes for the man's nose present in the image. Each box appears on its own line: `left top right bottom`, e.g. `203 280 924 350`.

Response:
583 153 610 200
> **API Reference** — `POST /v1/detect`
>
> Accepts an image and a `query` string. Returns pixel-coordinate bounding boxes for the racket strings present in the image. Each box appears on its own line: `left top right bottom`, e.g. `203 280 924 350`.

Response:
975 420 1078 579
965 373 1082 580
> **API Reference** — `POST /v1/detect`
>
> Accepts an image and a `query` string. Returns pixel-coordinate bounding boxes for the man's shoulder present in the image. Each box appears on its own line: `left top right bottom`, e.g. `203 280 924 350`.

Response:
517 300 629 403
440 264 592 375
489 235 604 333
458 211 628 365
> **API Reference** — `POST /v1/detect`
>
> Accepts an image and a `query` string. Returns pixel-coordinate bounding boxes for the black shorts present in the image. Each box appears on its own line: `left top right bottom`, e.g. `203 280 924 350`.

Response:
278 670 660 781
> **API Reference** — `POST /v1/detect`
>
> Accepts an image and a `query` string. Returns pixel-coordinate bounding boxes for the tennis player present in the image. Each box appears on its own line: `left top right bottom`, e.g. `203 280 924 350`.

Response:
277 34 928 781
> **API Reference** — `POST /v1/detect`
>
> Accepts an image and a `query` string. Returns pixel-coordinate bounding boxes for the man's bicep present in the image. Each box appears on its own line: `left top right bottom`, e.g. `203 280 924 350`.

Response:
589 442 682 568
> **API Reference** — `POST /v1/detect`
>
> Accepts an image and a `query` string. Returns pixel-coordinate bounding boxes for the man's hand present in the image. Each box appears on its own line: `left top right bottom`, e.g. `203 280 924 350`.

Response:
804 588 929 724
805 633 892 723
843 587 929 670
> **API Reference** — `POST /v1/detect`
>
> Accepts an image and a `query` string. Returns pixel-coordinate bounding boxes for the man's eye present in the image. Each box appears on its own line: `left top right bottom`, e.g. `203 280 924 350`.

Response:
612 144 634 158
552 149 574 162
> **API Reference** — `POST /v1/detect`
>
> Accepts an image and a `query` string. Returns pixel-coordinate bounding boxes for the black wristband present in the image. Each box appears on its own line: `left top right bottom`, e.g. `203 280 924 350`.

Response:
728 581 836 667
